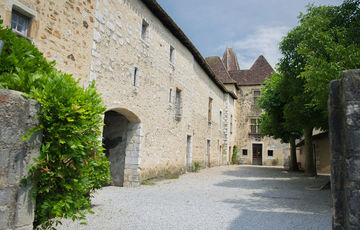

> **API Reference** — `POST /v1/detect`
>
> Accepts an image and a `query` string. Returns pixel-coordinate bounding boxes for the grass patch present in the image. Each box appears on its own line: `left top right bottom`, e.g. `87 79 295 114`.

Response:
164 172 180 179
141 180 155 186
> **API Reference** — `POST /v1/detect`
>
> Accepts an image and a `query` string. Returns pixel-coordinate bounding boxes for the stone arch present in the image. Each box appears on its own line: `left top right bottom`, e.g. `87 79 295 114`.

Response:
102 108 142 187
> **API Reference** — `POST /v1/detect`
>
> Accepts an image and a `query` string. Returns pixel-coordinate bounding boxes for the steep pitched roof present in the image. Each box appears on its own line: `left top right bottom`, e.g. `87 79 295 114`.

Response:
205 56 236 84
222 48 240 72
229 55 274 85
140 0 237 99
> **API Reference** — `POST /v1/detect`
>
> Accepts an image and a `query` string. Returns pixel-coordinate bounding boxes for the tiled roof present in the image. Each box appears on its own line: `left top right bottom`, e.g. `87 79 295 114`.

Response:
222 48 240 72
205 56 236 84
229 55 274 85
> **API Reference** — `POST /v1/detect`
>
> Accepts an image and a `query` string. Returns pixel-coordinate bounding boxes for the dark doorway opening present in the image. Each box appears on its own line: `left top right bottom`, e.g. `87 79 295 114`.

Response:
103 111 129 186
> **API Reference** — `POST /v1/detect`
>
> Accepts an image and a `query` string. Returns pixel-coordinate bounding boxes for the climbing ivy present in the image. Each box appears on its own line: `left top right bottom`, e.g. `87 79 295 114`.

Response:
0 20 110 229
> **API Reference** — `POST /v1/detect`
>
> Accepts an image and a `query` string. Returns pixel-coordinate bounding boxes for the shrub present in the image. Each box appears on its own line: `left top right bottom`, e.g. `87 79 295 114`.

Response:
193 162 201 172
231 146 239 164
0 21 110 228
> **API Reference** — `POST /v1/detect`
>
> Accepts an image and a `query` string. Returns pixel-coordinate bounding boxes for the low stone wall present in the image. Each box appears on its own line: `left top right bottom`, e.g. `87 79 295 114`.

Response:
329 69 360 230
0 89 42 230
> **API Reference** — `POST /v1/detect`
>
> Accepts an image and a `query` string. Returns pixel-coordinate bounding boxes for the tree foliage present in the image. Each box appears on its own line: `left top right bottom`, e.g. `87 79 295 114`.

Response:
0 21 110 228
259 1 359 175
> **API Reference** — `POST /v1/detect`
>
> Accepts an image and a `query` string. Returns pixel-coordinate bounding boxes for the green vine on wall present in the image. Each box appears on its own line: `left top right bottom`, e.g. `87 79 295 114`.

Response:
0 20 110 229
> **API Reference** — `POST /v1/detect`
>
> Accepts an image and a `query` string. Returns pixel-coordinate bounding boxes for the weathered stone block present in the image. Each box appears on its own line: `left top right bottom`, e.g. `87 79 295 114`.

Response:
14 185 34 228
0 206 10 229
329 70 360 230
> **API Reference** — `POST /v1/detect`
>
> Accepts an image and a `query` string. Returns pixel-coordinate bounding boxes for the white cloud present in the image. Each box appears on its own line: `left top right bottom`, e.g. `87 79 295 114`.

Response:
217 26 289 69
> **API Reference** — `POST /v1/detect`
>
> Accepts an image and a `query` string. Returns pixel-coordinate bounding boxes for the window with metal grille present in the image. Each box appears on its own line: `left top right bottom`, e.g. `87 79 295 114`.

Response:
11 10 31 37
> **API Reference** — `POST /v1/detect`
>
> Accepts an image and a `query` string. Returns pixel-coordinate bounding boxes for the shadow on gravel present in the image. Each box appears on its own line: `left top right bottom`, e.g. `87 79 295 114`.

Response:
217 166 332 230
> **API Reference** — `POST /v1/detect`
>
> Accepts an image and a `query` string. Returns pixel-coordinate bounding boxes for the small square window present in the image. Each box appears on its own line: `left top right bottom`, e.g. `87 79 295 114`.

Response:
170 45 175 62
242 149 248 156
268 150 273 157
11 10 31 37
141 19 149 40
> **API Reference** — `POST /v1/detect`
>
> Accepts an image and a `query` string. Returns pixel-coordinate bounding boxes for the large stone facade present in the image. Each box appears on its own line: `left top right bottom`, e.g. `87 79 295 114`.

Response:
0 0 287 187
0 89 42 230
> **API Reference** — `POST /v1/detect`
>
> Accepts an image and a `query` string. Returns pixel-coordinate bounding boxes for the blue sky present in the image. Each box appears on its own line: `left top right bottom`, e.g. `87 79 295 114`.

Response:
157 0 344 69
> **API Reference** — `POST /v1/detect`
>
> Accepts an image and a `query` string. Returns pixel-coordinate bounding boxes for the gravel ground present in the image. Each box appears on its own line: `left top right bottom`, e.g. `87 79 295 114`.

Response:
58 165 331 230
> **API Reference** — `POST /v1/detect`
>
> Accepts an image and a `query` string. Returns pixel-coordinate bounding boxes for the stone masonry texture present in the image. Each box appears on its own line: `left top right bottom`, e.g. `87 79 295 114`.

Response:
0 0 287 187
329 69 360 230
0 89 42 230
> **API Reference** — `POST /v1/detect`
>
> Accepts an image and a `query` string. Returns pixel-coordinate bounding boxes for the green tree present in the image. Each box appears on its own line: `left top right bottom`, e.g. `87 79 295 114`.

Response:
258 73 302 171
260 1 360 176
0 21 110 228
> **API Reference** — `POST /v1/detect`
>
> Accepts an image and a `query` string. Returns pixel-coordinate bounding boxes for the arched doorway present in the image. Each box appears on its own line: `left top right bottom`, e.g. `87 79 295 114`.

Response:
102 108 141 187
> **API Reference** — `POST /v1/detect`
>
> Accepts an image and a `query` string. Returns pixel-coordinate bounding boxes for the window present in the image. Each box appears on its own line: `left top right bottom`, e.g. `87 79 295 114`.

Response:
175 88 182 118
141 19 149 40
253 90 260 105
169 88 173 103
170 45 175 63
230 114 233 134
250 118 260 134
208 97 213 124
242 149 248 156
268 150 274 157
11 10 31 37
133 67 138 86
219 110 223 130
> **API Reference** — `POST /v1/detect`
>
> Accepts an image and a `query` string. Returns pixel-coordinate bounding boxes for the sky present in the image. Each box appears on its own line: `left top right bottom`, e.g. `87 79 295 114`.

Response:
156 0 344 69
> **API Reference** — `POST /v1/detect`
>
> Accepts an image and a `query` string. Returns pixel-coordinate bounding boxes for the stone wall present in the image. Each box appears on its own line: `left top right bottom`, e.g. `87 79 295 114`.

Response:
236 85 289 166
329 69 360 230
0 89 42 230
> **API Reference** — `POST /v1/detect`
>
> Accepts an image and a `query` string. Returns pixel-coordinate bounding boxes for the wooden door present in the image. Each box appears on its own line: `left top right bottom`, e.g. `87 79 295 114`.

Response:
252 144 262 165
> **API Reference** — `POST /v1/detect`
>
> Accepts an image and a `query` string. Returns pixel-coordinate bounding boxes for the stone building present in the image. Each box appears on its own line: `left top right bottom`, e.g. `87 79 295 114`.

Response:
0 0 288 187
207 48 290 166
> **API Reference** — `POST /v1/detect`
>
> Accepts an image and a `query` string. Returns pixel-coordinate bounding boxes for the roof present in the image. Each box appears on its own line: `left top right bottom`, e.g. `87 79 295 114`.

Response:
140 0 237 99
296 132 329 147
205 56 236 84
222 48 240 72
229 55 274 86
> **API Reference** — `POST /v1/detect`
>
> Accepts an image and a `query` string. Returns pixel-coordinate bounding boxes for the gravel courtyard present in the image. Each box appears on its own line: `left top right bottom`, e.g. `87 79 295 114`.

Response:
59 165 331 230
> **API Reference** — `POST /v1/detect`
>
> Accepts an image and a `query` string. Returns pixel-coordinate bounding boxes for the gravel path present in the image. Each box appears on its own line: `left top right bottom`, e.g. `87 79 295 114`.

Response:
58 165 331 230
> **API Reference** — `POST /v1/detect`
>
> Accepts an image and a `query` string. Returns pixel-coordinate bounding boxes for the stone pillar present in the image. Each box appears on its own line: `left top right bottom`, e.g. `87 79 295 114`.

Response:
328 69 360 230
0 89 42 230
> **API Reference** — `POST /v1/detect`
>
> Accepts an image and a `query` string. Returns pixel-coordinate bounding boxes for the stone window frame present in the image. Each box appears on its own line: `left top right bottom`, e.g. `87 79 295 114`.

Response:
249 117 260 134
174 87 182 121
141 18 149 41
253 89 261 105
267 149 274 158
169 45 175 64
241 148 248 158
219 109 223 131
208 97 213 125
7 0 37 39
